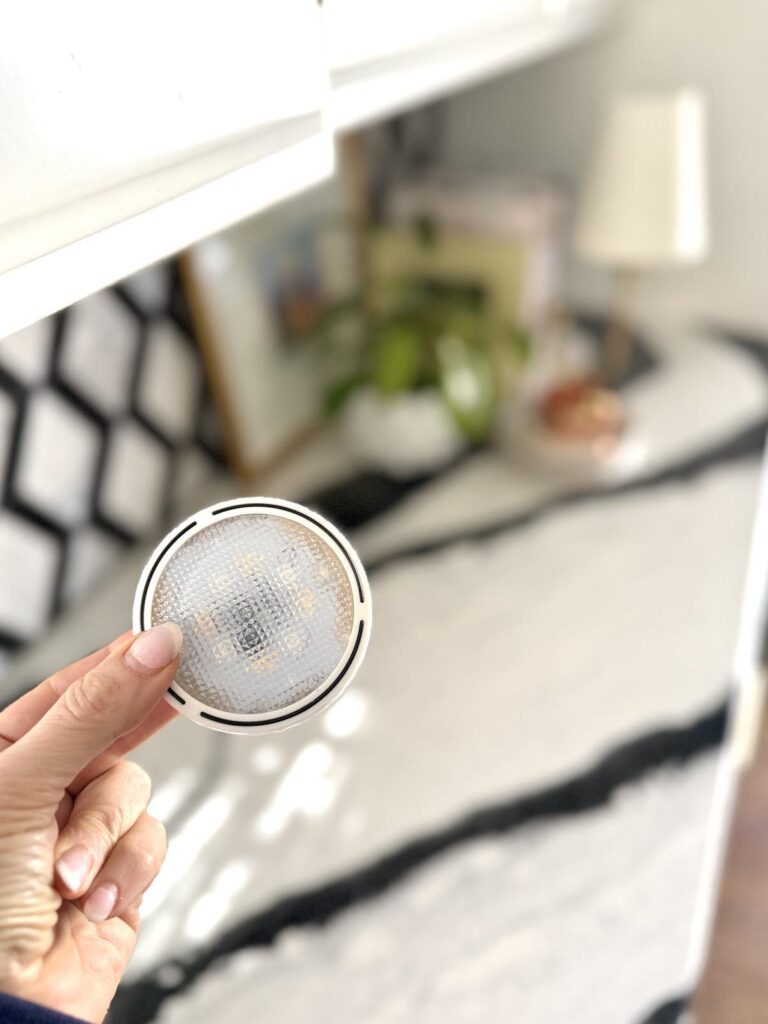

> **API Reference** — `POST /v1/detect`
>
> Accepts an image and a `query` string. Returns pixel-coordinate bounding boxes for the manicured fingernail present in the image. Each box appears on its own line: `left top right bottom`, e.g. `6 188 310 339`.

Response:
55 845 91 892
83 883 118 923
124 622 183 675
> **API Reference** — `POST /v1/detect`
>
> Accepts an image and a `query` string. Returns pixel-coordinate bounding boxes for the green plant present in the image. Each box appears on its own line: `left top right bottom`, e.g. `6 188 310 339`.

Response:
319 227 531 442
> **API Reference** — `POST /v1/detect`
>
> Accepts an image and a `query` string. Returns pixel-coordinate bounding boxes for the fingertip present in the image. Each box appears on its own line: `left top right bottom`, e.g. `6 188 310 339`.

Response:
55 845 91 896
123 623 183 677
83 883 119 923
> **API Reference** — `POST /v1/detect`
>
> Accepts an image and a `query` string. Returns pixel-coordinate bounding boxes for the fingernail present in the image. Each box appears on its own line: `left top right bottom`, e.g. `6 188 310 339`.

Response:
124 622 183 675
83 883 118 923
55 845 91 893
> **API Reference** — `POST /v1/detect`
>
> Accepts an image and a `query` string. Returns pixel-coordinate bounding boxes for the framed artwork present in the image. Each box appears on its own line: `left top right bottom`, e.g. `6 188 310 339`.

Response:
183 181 356 478
366 226 526 331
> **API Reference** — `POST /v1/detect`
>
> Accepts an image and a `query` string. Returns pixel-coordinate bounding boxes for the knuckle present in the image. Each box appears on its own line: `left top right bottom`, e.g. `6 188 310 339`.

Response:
142 847 159 874
137 819 167 875
44 672 67 700
133 842 160 876
153 818 167 855
63 670 122 724
124 761 152 801
79 803 123 846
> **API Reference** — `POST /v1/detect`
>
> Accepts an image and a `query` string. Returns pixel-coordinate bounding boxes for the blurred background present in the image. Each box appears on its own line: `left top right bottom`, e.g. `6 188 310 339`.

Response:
2 1 768 1021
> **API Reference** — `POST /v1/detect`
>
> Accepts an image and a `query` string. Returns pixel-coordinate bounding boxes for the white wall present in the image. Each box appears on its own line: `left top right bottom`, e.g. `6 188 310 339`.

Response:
441 0 768 335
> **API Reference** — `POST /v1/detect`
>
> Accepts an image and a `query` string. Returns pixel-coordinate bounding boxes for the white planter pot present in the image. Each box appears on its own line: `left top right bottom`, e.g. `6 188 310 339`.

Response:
341 387 467 479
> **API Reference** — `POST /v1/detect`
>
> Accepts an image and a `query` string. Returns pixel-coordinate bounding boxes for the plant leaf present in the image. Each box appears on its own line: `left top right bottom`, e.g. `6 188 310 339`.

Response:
325 374 366 416
436 335 496 440
502 324 533 364
371 320 424 395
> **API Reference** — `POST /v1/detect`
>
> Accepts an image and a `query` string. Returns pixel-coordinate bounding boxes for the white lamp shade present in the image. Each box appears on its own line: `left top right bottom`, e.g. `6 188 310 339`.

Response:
574 89 708 268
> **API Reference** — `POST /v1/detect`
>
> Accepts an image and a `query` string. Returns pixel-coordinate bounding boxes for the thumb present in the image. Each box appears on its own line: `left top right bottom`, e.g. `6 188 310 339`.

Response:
4 623 182 803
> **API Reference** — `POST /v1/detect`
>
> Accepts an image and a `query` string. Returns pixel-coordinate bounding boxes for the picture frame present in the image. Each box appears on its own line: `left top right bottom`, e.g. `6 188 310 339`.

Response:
367 225 526 331
182 181 356 479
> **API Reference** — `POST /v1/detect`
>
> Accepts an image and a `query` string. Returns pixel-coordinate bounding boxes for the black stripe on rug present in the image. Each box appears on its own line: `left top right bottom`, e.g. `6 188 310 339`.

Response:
108 700 727 1024
635 994 688 1023
363 415 768 577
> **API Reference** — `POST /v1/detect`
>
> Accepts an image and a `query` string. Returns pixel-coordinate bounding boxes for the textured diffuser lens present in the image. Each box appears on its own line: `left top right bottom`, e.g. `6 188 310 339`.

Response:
133 499 371 734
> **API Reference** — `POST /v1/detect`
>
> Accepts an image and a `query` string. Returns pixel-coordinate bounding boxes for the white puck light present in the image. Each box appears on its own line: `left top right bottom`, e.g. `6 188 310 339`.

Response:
132 498 371 735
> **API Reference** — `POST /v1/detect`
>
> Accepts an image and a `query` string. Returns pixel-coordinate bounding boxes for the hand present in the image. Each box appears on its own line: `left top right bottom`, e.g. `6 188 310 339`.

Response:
0 623 183 1023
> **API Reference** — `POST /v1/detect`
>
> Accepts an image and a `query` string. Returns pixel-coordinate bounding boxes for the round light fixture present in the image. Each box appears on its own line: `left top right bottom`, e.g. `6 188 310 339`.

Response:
132 498 371 734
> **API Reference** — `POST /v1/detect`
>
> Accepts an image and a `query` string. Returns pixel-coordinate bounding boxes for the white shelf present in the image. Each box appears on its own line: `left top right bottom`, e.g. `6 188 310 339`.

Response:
325 0 618 130
0 0 332 338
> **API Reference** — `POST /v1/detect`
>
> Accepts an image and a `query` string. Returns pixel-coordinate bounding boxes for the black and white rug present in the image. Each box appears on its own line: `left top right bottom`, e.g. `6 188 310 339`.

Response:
97 324 767 1023
153 752 719 1024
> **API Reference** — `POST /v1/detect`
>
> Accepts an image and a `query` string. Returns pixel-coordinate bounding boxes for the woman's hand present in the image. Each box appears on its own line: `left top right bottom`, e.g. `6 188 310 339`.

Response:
0 623 182 1023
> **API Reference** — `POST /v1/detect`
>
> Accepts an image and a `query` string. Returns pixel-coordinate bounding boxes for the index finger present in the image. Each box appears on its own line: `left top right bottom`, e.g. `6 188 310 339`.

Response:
0 632 132 752
0 631 180 793
3 624 182 802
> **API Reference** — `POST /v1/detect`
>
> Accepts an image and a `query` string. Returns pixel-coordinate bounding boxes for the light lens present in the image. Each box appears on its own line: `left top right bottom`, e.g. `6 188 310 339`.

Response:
150 513 356 715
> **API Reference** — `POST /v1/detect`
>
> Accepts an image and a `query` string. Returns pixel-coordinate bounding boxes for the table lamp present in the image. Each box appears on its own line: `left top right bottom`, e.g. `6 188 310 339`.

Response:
573 88 709 381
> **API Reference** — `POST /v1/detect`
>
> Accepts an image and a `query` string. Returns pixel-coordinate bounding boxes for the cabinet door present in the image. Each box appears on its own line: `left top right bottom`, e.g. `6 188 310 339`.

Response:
0 0 332 338
324 0 618 130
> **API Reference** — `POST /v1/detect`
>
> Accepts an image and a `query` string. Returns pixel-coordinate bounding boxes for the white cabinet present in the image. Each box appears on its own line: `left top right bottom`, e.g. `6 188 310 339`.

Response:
0 0 332 338
0 0 620 337
324 0 619 130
